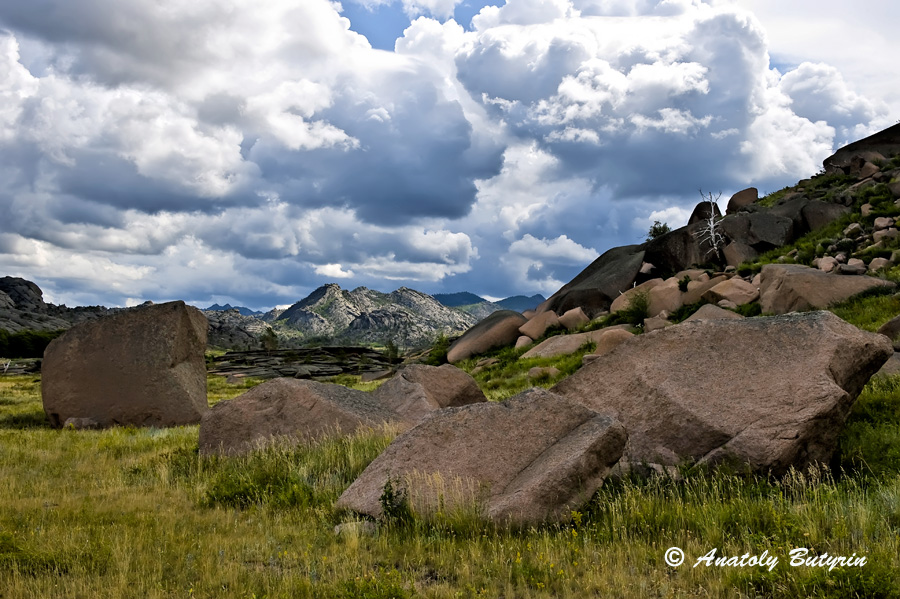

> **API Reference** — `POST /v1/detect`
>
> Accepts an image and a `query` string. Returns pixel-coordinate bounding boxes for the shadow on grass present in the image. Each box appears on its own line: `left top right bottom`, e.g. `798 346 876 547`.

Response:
0 409 51 430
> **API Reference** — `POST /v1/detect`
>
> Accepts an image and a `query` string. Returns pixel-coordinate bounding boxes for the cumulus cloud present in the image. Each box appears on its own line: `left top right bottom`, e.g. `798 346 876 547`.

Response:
0 0 891 308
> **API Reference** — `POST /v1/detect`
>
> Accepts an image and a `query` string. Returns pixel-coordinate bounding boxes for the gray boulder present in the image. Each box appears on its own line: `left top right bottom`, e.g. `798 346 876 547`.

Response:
541 244 645 317
553 311 892 475
42 301 208 428
336 388 627 525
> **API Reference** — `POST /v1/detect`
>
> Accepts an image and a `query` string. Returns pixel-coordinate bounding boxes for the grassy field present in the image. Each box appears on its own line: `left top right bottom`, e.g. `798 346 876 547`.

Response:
2 368 900 598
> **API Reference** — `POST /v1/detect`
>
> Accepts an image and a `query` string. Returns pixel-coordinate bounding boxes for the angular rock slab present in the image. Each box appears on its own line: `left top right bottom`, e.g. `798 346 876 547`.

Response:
200 364 486 455
553 311 892 475
336 388 627 525
759 264 894 314
41 301 208 428
371 364 486 426
199 378 394 455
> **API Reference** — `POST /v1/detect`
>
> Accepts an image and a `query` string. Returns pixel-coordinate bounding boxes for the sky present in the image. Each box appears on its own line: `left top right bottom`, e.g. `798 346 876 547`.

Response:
0 0 897 311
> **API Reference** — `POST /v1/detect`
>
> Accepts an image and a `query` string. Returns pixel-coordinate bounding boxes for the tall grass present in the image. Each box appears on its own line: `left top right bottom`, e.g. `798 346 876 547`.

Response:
2 366 900 598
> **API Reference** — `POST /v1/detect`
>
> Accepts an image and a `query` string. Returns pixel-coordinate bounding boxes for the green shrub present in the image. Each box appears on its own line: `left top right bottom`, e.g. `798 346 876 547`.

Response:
647 220 671 241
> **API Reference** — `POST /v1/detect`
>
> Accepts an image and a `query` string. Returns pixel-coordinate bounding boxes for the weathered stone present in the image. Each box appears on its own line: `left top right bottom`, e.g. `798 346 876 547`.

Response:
640 262 655 275
725 187 758 214
372 364 487 425
688 200 722 226
683 275 728 305
609 279 662 313
448 310 527 364
874 217 895 231
869 258 892 272
823 123 900 172
515 335 533 349
859 161 881 179
643 226 706 276
200 365 486 455
836 264 867 275
643 316 671 332
521 331 598 359
41 301 208 429
519 310 559 340
554 311 892 475
199 379 394 455
890 180 900 199
558 307 590 331
528 366 561 380
673 269 706 282
594 328 634 355
647 280 683 317
876 353 900 377
683 304 744 322
541 245 645 317
336 388 627 525
843 222 863 237
701 278 759 306
801 201 850 231
759 264 895 314
877 315 900 351
861 203 873 217
874 228 900 243
816 256 838 273
723 240 759 268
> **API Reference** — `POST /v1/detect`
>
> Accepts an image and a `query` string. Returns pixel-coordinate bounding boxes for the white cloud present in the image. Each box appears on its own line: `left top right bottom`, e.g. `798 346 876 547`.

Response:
315 264 356 279
0 0 893 308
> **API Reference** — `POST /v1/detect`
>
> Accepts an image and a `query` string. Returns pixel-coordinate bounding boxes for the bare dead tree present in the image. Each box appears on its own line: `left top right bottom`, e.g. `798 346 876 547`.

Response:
694 190 725 260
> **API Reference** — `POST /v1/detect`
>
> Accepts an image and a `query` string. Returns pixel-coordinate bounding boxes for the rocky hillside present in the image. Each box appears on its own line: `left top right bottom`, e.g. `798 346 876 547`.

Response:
0 277 112 334
444 122 900 366
268 284 476 349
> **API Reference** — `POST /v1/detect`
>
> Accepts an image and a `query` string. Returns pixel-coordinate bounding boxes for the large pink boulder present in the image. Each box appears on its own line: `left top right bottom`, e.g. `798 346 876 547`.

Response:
336 388 627 525
554 311 892 475
41 301 208 429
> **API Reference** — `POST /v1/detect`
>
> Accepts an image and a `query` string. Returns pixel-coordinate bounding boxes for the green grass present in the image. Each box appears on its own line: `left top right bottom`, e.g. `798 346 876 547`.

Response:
3 371 900 597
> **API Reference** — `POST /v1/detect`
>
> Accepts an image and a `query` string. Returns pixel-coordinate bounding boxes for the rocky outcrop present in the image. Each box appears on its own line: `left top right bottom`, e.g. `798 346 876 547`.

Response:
41 301 208 428
204 309 269 350
336 388 627 525
199 364 486 455
447 310 527 364
759 264 895 314
540 245 645 318
553 311 892 475
824 122 900 172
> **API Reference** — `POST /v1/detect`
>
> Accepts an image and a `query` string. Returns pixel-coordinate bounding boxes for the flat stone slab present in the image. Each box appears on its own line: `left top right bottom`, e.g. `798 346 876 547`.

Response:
336 388 627 525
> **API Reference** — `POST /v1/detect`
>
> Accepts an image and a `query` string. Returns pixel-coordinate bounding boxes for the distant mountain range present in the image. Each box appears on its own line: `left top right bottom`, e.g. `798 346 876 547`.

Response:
202 286 546 350
0 275 543 352
204 303 263 316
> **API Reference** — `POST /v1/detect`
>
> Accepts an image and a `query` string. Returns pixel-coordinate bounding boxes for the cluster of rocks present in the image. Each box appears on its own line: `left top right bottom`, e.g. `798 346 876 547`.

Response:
207 347 397 381
334 311 891 525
